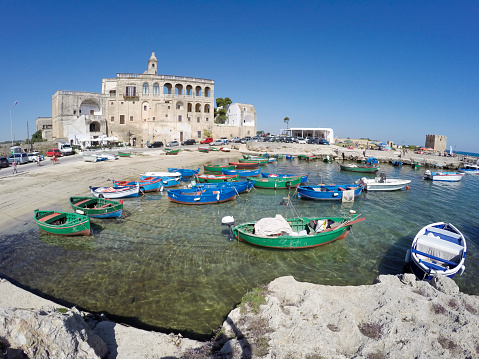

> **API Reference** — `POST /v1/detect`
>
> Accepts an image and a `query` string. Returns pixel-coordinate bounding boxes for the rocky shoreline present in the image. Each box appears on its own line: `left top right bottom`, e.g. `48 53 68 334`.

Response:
2 273 479 358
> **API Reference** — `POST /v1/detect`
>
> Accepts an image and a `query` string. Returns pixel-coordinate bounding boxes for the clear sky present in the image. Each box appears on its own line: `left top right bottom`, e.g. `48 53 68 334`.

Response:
1 0 477 152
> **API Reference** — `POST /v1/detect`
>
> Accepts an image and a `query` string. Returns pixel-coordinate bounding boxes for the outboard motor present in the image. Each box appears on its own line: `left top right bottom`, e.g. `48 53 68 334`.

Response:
379 172 386 183
221 216 236 241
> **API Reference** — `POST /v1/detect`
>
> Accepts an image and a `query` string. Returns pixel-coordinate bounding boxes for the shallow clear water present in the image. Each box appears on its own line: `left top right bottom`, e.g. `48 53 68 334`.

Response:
1 158 478 338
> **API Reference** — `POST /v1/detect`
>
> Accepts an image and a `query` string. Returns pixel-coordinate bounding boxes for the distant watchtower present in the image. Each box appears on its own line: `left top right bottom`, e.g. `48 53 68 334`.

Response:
147 52 158 74
425 134 447 152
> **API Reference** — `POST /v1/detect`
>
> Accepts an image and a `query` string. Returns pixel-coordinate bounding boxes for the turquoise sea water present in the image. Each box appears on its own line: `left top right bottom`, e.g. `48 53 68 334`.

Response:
1 158 479 338
456 150 479 158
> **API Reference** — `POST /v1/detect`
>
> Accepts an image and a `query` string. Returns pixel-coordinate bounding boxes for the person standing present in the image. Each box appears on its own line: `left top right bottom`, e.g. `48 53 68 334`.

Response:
12 160 17 174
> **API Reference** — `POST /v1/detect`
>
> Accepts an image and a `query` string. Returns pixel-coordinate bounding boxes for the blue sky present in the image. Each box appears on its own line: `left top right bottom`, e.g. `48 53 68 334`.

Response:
1 1 477 152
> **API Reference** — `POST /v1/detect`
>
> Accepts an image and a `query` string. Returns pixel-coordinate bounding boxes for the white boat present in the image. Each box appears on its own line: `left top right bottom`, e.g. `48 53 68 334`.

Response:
100 152 119 160
423 170 464 182
359 174 411 191
90 184 140 198
142 171 182 181
406 222 466 281
458 164 479 174
83 152 109 162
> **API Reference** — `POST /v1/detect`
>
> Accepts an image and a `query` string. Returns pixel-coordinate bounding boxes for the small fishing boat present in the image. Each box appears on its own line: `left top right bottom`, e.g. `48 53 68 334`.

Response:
223 168 261 177
90 184 140 198
204 164 236 172
406 222 466 280
220 147 231 152
196 174 239 183
238 158 269 166
298 154 307 161
193 180 255 194
69 197 123 218
34 209 91 236
167 187 237 204
285 154 294 160
82 153 108 162
118 151 131 157
306 155 316 162
339 164 379 173
139 175 180 188
229 162 259 169
248 176 302 189
458 164 479 174
275 154 284 159
366 157 379 165
297 184 363 200
261 172 308 184
322 155 332 163
392 160 402 166
142 171 182 181
423 170 464 182
411 162 421 169
100 152 119 160
209 146 220 151
198 147 210 153
113 177 162 192
359 174 411 191
164 148 179 155
168 167 200 178
229 214 365 249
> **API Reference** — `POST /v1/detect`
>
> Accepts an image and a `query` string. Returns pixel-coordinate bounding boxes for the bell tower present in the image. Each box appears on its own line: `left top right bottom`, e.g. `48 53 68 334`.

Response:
147 52 158 74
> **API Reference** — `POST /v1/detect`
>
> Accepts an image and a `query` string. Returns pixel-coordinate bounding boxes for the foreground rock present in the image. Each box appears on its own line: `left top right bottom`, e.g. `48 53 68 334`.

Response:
218 274 479 358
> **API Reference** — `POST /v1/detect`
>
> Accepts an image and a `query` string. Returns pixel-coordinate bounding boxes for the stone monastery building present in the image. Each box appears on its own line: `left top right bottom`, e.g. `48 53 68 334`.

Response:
42 52 256 147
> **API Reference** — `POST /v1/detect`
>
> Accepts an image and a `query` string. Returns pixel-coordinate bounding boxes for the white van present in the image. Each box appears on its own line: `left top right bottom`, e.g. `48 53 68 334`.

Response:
8 153 29 164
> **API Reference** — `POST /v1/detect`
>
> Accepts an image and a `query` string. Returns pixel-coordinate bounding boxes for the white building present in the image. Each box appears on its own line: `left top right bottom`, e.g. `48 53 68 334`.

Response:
281 127 334 143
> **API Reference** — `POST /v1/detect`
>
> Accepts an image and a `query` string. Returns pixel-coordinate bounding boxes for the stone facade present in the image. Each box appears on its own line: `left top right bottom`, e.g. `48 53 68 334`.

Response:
41 52 256 148
36 117 53 141
425 134 447 152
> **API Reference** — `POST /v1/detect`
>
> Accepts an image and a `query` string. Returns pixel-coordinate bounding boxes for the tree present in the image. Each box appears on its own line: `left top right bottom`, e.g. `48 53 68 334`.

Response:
214 107 228 124
284 117 290 129
30 130 45 143
203 128 213 138
215 97 232 123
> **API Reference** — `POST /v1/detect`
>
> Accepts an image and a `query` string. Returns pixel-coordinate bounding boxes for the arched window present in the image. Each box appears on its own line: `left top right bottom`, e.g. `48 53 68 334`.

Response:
89 121 101 132
195 103 201 112
205 87 211 97
204 104 211 113
175 84 183 95
164 83 172 95
195 86 202 96
142 83 149 94
187 103 193 112
153 83 159 95
186 85 192 96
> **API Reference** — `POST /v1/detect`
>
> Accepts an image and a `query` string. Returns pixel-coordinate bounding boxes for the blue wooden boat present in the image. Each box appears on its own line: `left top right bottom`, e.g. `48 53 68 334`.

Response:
192 180 255 193
167 187 237 205
139 175 180 188
113 177 162 193
285 154 294 160
366 157 379 165
167 167 200 179
392 161 402 166
222 168 261 177
297 184 363 200
261 172 308 184
406 222 466 281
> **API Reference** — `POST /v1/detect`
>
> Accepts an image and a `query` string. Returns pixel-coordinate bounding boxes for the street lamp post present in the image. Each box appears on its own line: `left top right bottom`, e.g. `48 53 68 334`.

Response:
10 101 18 146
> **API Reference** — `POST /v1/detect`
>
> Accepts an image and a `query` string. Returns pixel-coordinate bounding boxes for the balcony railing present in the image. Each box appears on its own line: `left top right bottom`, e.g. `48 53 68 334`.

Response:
117 73 214 84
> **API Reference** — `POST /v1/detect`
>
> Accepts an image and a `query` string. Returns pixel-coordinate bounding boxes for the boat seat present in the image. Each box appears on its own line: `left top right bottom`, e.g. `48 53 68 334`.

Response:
424 227 461 244
74 199 91 206
38 213 62 223
415 234 463 263
96 203 112 209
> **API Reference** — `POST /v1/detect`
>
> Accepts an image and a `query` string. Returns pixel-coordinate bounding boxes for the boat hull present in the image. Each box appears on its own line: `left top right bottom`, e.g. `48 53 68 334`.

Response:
361 178 411 191
194 180 255 193
167 188 237 204
409 222 466 280
232 215 364 249
113 178 162 192
90 185 140 198
204 164 236 172
168 167 200 178
261 173 308 183
248 176 302 189
69 197 123 218
34 210 91 236
223 168 261 177
297 184 363 200
340 164 379 173
424 171 464 182
196 174 239 183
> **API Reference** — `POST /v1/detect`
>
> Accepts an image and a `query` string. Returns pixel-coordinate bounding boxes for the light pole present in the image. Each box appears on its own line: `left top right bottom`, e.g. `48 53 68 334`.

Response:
10 101 18 146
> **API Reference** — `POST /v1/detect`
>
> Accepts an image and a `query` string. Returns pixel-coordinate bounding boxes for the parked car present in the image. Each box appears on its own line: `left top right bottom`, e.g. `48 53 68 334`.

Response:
219 137 229 144
297 137 307 144
8 153 29 164
200 137 214 144
318 139 330 145
209 139 224 146
230 137 241 143
251 136 261 142
0 157 9 168
46 148 62 157
147 141 164 148
166 140 179 147
27 152 44 162
240 136 252 144
307 138 318 144
181 139 196 145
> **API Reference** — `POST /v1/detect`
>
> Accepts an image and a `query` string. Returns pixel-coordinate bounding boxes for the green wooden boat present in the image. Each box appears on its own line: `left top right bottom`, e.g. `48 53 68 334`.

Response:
232 215 365 249
164 148 179 155
298 154 307 160
412 162 421 169
196 174 239 183
209 147 220 151
198 147 210 153
247 176 302 189
239 158 269 165
306 155 316 161
339 164 379 173
275 154 284 159
69 197 123 218
118 151 131 157
34 209 91 236
204 164 236 172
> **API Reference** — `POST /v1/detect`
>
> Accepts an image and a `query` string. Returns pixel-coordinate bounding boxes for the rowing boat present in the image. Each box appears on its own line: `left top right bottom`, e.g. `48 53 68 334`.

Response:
34 209 91 236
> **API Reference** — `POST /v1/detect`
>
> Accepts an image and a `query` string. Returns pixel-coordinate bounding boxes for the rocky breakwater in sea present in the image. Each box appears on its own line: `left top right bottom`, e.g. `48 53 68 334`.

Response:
215 274 479 358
